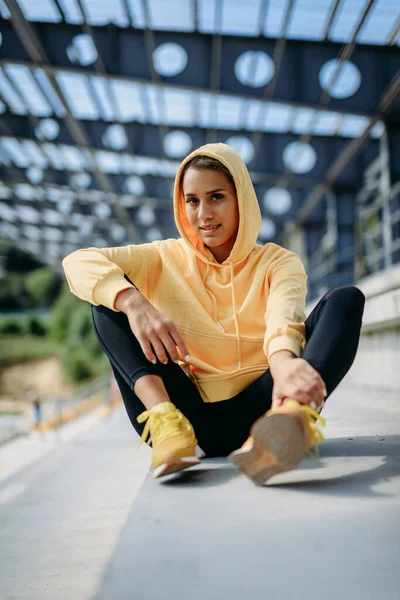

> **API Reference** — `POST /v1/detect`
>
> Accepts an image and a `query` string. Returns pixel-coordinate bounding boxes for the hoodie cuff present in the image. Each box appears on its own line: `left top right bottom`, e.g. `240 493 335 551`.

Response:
93 273 135 311
267 335 303 362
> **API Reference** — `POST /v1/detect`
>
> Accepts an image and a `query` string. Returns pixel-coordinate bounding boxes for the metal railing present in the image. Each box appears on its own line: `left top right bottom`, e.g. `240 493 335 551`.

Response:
0 374 115 445
307 136 400 298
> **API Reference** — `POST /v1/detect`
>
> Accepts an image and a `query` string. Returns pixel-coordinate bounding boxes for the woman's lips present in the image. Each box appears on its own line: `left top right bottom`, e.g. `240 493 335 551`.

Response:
200 224 221 235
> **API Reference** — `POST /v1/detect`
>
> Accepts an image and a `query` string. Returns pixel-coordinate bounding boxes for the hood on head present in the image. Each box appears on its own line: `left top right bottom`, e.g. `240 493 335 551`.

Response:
173 142 261 265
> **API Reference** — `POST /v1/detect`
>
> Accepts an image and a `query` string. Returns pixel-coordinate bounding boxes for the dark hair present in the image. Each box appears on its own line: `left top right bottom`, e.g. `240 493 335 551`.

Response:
179 155 236 191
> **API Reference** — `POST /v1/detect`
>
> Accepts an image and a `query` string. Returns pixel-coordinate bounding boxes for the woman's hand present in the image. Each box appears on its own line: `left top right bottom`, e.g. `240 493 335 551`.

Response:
115 288 190 365
269 350 327 410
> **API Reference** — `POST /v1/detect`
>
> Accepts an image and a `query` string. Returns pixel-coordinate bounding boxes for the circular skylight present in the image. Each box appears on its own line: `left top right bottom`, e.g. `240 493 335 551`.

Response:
26 167 43 185
110 224 126 241
259 218 276 240
136 205 155 227
225 136 255 164
67 34 98 67
79 221 93 236
235 51 275 88
153 43 188 77
35 118 60 141
163 131 192 158
58 199 72 215
263 188 292 215
0 203 15 222
94 203 112 220
70 172 92 189
23 225 41 241
121 194 139 208
102 124 128 151
44 227 63 242
283 142 317 174
319 59 361 99
125 176 145 196
146 227 162 243
43 209 63 226
17 206 40 224
65 230 80 244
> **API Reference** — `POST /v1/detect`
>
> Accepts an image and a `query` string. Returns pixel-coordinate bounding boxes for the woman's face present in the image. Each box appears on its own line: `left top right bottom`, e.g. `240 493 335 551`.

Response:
183 168 239 263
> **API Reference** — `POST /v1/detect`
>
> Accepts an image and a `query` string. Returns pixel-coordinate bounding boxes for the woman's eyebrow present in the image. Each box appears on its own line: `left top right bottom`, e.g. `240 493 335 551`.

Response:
184 187 225 197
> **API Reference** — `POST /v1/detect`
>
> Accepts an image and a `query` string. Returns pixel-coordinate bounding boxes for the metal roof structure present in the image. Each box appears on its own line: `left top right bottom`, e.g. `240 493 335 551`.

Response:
0 0 399 270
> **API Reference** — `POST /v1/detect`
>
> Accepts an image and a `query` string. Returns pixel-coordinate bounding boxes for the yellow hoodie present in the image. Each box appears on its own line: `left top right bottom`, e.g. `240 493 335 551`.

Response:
62 143 307 403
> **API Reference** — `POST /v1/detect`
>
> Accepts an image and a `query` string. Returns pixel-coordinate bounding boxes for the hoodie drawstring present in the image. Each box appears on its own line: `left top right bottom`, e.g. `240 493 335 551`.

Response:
203 260 242 371
204 263 219 322
230 261 242 370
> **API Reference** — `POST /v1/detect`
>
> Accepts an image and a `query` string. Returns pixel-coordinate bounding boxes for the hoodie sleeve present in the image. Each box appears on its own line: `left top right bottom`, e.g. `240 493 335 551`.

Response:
62 243 162 311
263 250 307 361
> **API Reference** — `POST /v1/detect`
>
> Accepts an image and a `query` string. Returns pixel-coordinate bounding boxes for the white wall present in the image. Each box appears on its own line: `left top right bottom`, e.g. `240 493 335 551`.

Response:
307 264 400 392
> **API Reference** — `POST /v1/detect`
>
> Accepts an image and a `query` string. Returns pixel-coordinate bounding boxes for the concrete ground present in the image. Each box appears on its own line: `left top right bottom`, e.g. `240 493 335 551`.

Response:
0 384 399 600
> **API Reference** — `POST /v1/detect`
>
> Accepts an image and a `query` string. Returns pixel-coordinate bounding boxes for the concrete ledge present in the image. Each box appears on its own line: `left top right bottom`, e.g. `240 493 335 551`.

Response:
93 386 400 600
357 264 400 332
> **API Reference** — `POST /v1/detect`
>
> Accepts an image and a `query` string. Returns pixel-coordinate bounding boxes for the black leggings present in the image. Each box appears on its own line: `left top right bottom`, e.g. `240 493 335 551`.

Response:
92 286 365 457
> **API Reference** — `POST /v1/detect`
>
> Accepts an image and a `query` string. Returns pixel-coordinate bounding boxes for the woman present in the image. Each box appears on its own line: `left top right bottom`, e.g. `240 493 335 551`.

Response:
62 143 365 484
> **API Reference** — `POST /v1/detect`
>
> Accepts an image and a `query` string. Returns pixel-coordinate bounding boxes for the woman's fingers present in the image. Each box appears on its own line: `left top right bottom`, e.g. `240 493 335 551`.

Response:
148 328 189 365
149 335 170 364
169 327 190 362
137 336 157 364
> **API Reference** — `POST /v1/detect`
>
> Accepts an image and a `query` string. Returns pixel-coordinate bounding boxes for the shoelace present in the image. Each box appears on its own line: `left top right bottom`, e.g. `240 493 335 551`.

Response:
299 404 326 457
137 409 191 447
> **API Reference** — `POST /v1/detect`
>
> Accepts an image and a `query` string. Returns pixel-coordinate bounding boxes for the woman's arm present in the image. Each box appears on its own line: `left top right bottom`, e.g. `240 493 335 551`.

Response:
264 249 326 408
263 249 307 362
62 244 161 311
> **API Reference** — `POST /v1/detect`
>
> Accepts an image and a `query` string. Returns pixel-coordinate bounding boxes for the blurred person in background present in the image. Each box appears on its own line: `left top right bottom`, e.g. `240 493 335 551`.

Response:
62 143 365 485
28 388 42 431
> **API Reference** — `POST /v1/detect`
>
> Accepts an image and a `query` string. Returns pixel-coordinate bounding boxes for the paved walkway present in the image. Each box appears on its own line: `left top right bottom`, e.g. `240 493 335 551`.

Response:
1 384 399 600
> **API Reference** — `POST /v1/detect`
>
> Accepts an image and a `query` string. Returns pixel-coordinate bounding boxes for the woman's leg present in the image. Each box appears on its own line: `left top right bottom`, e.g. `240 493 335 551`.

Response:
91 305 211 449
302 285 365 396
206 286 365 456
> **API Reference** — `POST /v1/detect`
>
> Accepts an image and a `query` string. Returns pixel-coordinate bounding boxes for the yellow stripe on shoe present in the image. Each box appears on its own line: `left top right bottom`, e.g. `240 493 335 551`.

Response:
229 399 326 485
137 402 200 478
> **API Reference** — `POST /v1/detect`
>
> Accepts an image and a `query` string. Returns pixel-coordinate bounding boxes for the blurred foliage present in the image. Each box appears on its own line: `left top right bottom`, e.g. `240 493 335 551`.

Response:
25 267 62 307
50 283 109 383
0 272 31 310
23 314 48 337
0 266 62 310
1 259 109 383
0 335 60 365
0 316 24 335
2 243 43 272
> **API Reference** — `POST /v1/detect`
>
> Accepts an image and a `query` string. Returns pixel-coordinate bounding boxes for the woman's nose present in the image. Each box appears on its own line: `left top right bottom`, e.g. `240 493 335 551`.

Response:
198 201 213 220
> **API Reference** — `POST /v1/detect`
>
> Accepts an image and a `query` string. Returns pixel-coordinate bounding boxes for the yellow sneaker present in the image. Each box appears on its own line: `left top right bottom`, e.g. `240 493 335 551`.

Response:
137 402 200 479
229 399 326 485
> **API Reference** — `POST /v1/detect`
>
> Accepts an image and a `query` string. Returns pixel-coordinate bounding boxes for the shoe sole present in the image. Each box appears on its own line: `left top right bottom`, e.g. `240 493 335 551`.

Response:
153 455 200 479
229 413 305 486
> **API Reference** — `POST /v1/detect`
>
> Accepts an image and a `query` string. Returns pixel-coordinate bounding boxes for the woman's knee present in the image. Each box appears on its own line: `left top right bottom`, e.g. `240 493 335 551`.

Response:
324 286 365 313
91 304 131 342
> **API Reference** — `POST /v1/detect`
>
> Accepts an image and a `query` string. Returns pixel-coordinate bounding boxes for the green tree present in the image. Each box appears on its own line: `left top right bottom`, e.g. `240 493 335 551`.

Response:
25 267 62 308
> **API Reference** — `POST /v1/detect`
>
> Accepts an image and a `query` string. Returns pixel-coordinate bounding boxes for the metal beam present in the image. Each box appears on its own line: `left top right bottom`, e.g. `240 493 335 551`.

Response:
323 0 343 41
0 59 378 121
206 0 223 143
296 70 400 224
387 15 400 46
193 0 199 33
0 139 329 189
273 0 378 192
3 0 141 243
249 0 296 169
140 0 169 148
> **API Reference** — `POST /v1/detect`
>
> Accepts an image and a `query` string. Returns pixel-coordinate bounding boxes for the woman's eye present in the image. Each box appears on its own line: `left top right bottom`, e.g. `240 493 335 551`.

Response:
185 198 198 204
212 194 223 201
